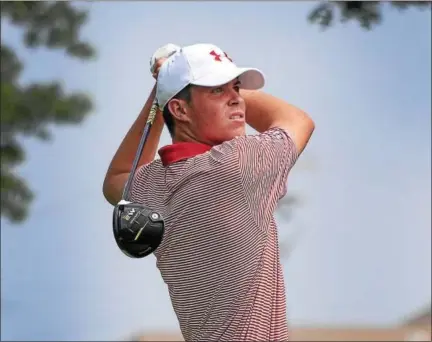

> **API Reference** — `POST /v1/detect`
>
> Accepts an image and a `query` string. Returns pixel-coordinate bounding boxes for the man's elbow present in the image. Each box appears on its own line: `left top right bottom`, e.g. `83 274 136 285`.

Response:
294 114 315 154
102 173 126 206
279 110 315 155
304 115 315 137
102 177 116 206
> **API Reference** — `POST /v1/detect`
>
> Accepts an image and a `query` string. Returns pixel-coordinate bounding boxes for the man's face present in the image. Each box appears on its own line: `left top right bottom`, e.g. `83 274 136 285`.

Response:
187 78 246 145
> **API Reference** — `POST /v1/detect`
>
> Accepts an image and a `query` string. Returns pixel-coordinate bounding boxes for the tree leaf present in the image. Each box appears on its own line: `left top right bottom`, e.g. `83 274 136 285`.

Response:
0 169 34 224
309 1 430 30
0 2 96 225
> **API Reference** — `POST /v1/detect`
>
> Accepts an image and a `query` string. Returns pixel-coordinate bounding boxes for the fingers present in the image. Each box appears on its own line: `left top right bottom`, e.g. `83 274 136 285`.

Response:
152 57 167 80
150 43 181 77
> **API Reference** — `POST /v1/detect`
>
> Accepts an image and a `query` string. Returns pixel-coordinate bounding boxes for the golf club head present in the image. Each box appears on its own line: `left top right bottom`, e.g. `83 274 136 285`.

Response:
113 201 165 258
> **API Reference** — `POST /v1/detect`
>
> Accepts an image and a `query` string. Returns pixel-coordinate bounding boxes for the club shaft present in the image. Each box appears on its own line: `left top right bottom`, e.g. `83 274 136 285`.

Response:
121 101 158 201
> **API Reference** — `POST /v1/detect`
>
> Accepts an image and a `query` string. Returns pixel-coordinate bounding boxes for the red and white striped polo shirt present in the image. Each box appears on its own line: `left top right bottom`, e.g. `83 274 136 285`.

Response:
131 127 298 341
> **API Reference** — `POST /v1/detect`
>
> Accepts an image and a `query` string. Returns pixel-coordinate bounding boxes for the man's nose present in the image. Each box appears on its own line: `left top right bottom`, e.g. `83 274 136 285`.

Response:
228 90 242 106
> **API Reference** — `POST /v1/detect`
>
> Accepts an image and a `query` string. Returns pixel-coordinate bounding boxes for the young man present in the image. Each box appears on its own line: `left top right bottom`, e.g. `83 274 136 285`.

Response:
103 43 315 341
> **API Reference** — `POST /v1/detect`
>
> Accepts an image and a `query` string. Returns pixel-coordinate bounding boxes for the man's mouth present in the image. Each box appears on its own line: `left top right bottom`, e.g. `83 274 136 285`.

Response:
229 112 245 121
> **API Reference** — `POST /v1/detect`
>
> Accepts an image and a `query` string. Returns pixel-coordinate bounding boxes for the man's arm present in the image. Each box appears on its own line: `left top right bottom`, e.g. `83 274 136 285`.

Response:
102 84 164 205
240 90 315 156
221 90 314 226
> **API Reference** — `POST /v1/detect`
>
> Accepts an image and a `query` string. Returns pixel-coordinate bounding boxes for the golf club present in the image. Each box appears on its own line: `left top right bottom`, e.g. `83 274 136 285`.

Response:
112 44 180 258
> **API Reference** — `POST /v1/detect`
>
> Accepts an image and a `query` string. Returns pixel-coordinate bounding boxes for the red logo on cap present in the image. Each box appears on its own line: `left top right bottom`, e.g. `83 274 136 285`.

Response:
210 50 233 62
210 50 222 61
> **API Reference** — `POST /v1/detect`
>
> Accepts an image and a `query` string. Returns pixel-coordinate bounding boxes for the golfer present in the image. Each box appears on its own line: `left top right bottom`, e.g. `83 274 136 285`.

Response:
103 43 315 341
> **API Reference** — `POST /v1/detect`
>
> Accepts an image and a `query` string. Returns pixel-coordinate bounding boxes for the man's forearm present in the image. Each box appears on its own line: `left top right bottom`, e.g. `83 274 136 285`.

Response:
242 90 308 133
103 84 164 203
241 89 314 155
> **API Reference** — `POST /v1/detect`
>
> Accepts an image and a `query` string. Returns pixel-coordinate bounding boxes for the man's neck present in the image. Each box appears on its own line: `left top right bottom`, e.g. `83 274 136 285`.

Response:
172 129 212 146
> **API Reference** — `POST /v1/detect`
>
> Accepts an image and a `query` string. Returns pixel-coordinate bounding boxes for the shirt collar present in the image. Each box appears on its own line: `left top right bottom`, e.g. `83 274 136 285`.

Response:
158 142 212 166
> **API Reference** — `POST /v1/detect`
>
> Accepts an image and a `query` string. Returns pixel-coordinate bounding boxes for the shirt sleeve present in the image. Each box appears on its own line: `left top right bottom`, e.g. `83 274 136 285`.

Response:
129 162 152 203
222 127 298 227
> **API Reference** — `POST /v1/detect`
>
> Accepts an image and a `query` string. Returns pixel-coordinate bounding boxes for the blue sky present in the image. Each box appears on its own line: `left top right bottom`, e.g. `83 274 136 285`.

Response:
1 2 431 340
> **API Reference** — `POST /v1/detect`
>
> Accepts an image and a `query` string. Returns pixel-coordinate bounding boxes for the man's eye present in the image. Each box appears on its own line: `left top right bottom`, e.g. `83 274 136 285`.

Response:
234 86 240 92
211 87 223 93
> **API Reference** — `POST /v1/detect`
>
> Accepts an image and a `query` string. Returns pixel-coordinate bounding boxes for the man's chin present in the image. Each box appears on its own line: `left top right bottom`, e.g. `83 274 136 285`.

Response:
233 131 246 138
212 127 246 144
231 123 246 135
225 130 245 141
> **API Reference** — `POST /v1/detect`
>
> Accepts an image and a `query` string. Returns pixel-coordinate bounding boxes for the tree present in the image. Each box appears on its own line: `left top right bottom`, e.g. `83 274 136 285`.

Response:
308 1 431 30
1 1 96 224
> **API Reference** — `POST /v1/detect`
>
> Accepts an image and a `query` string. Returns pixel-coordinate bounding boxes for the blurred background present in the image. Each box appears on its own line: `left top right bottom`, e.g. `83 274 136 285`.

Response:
1 1 431 341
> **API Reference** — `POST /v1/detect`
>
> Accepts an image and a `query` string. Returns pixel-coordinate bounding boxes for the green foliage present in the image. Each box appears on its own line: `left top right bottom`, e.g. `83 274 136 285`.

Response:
1 1 96 224
308 1 431 30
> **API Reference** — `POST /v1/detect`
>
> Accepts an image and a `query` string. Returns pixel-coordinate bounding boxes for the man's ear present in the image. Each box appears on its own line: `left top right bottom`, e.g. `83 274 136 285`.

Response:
167 99 191 123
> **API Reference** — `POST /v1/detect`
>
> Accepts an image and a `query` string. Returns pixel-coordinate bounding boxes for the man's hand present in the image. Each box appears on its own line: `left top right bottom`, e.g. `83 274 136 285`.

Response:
152 57 167 80
150 43 180 79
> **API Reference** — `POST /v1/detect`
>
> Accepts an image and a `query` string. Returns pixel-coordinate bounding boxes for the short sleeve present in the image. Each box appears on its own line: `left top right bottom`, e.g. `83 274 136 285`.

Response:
222 127 298 226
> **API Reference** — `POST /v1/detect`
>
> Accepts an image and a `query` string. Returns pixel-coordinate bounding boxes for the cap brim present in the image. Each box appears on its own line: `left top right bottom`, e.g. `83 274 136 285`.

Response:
191 67 265 90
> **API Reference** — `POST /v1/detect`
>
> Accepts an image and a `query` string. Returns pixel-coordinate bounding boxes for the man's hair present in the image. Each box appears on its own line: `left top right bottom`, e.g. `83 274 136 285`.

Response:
162 85 192 137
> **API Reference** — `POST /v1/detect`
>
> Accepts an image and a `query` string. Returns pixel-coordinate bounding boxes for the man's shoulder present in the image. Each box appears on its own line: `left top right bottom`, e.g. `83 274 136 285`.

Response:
211 127 293 158
133 159 164 184
138 158 163 172
221 127 291 146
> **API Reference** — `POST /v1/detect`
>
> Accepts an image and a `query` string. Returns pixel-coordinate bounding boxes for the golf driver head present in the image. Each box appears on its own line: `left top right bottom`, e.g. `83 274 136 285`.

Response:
113 201 164 258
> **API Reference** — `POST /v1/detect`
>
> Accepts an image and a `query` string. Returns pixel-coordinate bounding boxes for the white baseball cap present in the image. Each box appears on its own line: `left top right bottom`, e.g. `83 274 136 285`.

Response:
156 43 265 109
